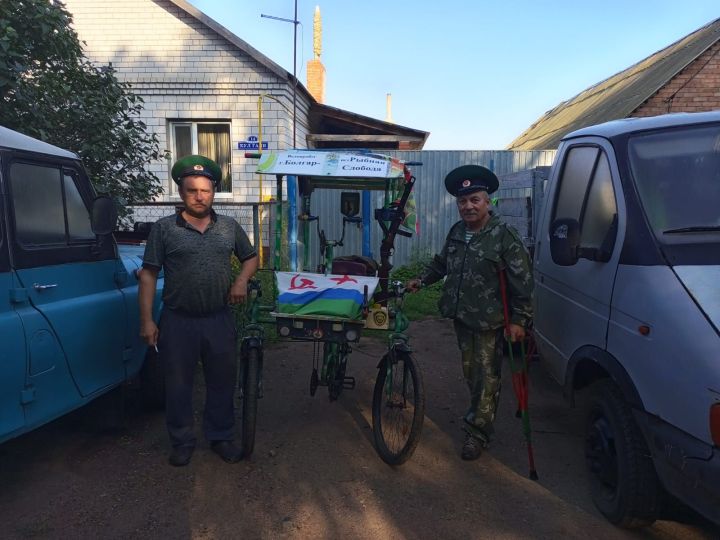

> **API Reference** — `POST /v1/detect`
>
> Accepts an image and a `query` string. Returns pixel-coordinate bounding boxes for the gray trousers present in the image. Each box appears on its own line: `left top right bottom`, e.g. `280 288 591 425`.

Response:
158 307 237 448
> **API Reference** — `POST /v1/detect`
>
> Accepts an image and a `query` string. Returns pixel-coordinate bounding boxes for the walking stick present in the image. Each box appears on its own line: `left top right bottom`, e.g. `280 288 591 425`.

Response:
498 267 539 481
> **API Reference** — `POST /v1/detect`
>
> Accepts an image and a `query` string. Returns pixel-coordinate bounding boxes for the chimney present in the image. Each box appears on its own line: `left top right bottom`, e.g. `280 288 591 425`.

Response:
306 6 326 103
385 93 393 123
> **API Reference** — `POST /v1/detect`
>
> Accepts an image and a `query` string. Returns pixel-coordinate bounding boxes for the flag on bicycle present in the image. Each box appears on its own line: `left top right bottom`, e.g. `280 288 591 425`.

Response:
401 190 420 235
276 271 379 319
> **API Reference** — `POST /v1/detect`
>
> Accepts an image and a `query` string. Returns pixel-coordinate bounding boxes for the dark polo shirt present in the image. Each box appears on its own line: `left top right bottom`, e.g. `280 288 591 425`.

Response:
142 210 256 315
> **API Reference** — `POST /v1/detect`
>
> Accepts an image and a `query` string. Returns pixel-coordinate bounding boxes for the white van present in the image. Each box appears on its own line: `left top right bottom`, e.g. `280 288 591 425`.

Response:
533 111 720 527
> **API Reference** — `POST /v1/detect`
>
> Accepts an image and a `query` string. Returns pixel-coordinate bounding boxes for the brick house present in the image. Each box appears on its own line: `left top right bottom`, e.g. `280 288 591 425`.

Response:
508 18 720 150
63 0 428 203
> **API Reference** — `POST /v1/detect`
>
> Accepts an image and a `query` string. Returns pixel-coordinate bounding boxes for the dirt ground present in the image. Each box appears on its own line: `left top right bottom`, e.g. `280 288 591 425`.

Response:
1 318 718 540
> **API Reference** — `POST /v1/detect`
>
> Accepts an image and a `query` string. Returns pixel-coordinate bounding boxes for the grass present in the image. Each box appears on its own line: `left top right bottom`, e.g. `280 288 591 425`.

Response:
389 259 442 321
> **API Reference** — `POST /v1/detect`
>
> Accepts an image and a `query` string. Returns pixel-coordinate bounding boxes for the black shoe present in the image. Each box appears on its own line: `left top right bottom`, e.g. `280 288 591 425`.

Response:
168 445 194 467
461 433 483 461
210 440 242 464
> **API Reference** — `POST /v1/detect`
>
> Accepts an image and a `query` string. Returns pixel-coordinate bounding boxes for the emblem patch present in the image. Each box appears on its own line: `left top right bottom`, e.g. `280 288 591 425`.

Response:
462 179 471 188
193 164 204 171
373 310 388 326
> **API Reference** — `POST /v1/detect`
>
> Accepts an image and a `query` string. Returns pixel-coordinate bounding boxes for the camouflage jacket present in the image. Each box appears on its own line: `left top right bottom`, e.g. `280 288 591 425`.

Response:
421 214 533 331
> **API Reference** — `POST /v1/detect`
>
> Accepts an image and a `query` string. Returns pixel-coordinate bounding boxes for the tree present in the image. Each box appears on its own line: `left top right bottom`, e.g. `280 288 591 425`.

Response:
0 0 166 217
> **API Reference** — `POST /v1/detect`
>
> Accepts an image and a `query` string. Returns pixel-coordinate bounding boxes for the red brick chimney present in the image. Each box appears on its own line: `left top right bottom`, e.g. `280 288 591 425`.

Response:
306 6 325 103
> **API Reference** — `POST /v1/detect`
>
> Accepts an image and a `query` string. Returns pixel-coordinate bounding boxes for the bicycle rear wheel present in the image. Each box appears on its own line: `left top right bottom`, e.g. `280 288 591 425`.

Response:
372 351 425 465
241 347 260 458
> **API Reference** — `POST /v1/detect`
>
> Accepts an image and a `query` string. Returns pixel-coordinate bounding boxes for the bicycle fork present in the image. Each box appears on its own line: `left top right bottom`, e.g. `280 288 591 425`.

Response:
383 342 411 405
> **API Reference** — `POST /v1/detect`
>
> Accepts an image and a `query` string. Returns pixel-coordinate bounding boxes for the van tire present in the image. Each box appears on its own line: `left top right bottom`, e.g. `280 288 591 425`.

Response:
140 346 165 410
585 379 660 527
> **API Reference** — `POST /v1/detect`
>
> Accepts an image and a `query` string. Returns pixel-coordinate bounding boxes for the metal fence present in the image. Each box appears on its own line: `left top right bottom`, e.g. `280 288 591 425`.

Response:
121 202 276 262
305 150 556 270
495 166 551 248
122 150 557 271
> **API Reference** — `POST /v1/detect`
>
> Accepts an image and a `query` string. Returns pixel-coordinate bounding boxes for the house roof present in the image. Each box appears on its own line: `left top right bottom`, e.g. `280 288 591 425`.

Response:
169 0 295 85
168 0 428 149
308 103 429 150
507 18 720 150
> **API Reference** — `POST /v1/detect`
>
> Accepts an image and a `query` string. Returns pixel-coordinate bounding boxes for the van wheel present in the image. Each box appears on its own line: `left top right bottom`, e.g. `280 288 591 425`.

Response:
585 379 660 527
140 346 165 410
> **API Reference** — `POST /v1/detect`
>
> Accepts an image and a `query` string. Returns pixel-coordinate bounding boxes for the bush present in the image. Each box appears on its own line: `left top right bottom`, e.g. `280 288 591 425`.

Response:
390 254 442 321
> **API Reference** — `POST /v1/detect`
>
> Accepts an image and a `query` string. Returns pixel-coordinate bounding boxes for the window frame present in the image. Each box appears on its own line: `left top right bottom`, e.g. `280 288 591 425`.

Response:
551 144 619 264
6 154 112 269
168 120 233 198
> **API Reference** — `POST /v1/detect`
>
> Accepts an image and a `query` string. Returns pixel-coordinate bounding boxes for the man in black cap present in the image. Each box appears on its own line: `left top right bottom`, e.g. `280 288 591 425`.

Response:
139 155 258 466
407 165 533 460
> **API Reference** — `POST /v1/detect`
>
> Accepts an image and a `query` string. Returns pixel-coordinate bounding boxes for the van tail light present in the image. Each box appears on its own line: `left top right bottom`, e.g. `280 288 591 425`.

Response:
711 404 720 447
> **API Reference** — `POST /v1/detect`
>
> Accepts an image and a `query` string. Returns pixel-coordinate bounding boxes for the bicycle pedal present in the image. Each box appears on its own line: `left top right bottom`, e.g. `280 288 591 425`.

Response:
343 376 356 390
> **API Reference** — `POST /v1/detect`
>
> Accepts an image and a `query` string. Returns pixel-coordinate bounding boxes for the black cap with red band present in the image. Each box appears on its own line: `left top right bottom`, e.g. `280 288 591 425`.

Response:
444 165 499 196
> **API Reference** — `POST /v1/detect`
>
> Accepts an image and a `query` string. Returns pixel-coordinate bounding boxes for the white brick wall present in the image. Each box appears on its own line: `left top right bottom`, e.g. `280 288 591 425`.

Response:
64 0 312 203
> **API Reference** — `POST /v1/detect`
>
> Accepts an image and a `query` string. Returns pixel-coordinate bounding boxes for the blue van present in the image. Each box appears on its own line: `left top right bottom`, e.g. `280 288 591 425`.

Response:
0 126 164 443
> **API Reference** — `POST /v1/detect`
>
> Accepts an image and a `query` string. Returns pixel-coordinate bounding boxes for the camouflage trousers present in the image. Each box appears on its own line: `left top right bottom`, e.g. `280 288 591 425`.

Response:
453 321 504 444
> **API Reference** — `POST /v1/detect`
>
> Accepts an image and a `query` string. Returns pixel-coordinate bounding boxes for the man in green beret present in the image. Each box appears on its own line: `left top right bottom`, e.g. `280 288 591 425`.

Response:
407 165 533 460
139 155 258 466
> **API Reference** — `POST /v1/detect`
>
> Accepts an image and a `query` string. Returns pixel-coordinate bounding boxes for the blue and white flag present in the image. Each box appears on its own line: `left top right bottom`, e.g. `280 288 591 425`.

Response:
276 272 379 319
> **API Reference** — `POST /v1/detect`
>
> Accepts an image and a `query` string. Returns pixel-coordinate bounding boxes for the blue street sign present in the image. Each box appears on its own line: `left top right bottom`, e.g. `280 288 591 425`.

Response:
238 141 269 150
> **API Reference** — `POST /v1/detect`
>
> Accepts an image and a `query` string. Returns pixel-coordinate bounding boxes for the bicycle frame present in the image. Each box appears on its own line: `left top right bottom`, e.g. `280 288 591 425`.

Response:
243 150 425 464
238 280 264 397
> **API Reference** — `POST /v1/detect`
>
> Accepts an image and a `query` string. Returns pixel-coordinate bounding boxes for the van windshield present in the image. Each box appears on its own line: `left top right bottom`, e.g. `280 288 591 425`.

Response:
628 124 720 243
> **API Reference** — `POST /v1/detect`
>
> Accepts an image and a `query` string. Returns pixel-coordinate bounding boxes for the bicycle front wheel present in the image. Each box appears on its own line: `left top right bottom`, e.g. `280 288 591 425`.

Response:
241 347 260 458
372 351 425 465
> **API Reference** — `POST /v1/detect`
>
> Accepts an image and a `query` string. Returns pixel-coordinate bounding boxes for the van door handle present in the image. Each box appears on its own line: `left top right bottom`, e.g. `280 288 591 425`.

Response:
33 283 58 291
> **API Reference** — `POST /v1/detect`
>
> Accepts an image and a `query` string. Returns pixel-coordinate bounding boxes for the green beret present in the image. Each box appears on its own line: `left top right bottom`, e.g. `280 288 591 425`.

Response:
444 165 499 196
171 155 222 188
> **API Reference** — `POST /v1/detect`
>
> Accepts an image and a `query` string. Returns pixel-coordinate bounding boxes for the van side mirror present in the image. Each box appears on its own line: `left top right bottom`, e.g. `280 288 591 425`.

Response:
550 218 580 266
91 195 118 236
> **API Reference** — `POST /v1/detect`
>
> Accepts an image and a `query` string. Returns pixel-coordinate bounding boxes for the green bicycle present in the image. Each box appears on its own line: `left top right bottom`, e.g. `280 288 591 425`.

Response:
245 149 426 465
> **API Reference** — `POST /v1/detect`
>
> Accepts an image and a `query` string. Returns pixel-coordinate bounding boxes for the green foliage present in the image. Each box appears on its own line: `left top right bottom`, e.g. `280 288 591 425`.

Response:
0 0 167 218
390 253 442 321
231 263 278 341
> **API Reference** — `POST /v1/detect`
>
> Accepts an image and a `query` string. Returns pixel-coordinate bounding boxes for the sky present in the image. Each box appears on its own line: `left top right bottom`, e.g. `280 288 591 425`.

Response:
187 0 719 150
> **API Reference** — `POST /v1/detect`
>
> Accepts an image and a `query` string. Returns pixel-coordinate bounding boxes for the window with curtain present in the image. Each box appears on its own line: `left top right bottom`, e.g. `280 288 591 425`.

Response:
170 122 232 193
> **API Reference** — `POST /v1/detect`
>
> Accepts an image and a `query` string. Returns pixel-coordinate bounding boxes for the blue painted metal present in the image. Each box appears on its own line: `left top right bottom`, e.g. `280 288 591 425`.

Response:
288 175 298 271
362 190 372 258
0 126 165 445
